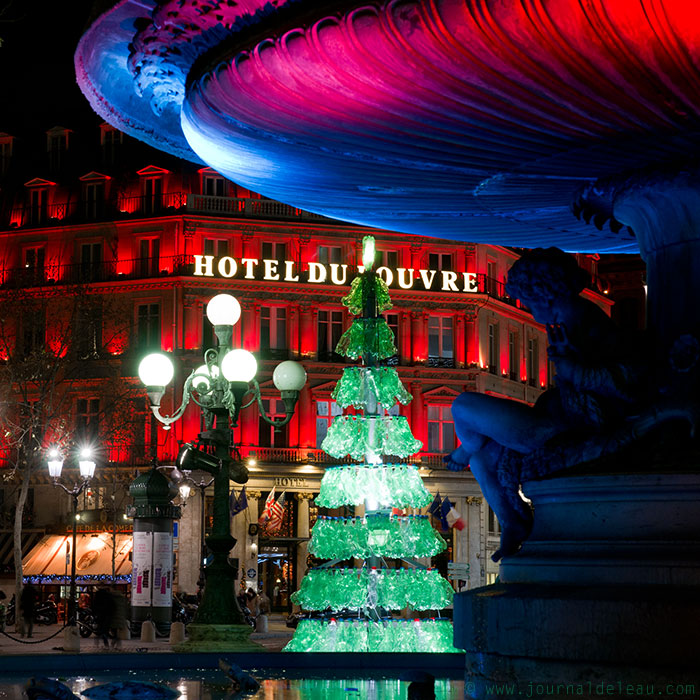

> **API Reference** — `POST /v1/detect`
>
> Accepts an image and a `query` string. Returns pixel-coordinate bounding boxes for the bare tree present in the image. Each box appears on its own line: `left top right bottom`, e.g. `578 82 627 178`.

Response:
0 284 138 610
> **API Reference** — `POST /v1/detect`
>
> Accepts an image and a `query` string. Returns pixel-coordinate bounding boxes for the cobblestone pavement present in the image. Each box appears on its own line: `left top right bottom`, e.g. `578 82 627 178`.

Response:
0 615 294 655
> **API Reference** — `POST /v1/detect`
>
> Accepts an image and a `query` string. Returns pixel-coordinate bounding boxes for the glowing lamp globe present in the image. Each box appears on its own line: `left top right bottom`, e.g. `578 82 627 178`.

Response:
221 349 257 382
273 361 307 392
193 363 219 391
47 449 64 479
206 294 241 327
78 447 96 479
138 353 174 388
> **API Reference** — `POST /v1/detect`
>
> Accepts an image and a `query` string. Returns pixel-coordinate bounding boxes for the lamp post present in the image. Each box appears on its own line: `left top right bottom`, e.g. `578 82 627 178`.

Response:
177 474 215 593
47 447 96 643
138 293 306 640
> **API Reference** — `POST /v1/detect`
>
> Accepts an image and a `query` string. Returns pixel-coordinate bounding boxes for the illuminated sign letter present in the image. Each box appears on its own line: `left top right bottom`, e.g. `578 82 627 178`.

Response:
376 266 393 286
308 262 327 284
263 259 280 281
419 269 436 290
463 272 478 292
241 258 259 279
397 268 415 289
329 264 348 285
193 255 214 277
217 256 237 278
441 270 459 292
284 261 300 282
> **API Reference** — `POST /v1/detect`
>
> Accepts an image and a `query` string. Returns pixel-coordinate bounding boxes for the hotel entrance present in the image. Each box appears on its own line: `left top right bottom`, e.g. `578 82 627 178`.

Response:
259 541 296 612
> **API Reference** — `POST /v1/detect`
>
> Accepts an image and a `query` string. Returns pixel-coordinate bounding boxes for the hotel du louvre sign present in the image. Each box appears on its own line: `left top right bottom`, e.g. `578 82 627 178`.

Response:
193 254 479 294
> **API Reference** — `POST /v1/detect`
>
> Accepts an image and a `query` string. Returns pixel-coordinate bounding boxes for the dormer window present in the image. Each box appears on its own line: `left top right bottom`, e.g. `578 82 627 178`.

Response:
0 133 14 177
100 123 123 166
24 178 56 226
200 168 226 197
80 172 110 219
137 166 170 215
46 126 71 172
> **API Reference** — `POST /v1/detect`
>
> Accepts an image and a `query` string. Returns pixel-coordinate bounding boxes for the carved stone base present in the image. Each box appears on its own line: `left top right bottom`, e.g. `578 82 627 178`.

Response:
173 623 265 652
453 472 700 694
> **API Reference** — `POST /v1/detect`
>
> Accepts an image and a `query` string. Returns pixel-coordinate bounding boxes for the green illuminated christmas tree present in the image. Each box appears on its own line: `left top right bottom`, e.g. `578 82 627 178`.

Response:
284 236 462 653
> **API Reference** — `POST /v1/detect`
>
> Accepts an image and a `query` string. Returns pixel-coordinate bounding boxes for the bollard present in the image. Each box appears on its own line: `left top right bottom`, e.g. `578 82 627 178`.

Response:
255 614 268 633
64 625 80 652
169 621 186 644
140 620 156 643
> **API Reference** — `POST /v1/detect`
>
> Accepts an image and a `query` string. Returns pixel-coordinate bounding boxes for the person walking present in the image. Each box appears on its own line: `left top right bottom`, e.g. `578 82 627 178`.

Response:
109 588 128 649
92 586 114 649
19 584 37 638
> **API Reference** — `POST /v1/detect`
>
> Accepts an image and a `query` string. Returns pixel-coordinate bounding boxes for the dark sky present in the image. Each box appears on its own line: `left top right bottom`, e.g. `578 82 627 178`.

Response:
0 2 98 134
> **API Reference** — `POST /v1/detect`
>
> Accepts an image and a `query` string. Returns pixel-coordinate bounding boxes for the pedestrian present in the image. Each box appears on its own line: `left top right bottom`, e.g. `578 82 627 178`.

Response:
245 588 259 618
92 586 114 648
19 583 37 638
109 588 128 649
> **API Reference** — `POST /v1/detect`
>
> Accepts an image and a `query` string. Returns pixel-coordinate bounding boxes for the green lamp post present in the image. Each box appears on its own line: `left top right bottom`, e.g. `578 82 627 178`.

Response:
137 293 306 649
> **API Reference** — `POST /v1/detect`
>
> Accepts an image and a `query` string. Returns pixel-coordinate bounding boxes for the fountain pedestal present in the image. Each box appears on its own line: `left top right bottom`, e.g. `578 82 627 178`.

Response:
454 473 700 695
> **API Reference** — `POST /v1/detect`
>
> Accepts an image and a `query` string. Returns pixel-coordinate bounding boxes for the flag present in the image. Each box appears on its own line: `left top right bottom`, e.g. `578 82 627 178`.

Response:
258 487 276 527
446 505 465 531
428 492 442 516
230 487 248 517
266 492 286 535
440 496 453 530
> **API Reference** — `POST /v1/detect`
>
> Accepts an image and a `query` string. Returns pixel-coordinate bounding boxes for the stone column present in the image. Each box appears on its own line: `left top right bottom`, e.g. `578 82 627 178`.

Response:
298 385 314 450
294 492 314 599
465 496 483 591
245 491 262 588
177 491 200 595
410 382 426 448
242 302 259 353
466 313 478 366
399 310 412 366
411 311 427 364
299 304 316 360
455 315 466 368
289 303 300 359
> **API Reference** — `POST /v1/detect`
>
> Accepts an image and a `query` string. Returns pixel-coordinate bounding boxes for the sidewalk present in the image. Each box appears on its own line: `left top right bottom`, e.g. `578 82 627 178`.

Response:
0 615 294 655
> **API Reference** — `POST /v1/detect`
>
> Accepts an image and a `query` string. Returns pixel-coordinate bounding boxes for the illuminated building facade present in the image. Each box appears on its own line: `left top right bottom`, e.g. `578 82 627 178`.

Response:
0 122 611 607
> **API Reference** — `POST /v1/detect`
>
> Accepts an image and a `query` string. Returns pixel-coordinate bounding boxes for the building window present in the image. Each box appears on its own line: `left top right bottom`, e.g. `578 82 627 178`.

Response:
427 405 455 453
22 246 46 285
76 397 100 444
81 486 106 511
487 505 500 537
143 177 163 214
486 260 499 296
318 310 343 361
203 238 228 258
75 305 103 359
428 253 452 271
47 128 69 171
28 188 48 225
79 242 103 282
262 241 286 266
21 310 45 356
527 338 539 387
385 313 399 365
318 246 342 265
203 174 225 197
508 330 519 381
137 238 160 277
487 322 499 374
378 250 398 269
260 307 287 359
428 316 453 367
100 126 123 166
316 400 342 447
0 136 13 176
137 303 160 349
259 398 288 448
84 181 105 219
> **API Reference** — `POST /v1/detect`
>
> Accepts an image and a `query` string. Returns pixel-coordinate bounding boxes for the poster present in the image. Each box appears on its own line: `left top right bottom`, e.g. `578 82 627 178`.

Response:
131 530 153 607
152 531 173 607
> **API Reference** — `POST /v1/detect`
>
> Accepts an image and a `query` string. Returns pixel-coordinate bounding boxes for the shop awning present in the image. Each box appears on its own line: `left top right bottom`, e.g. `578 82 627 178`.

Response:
22 533 132 584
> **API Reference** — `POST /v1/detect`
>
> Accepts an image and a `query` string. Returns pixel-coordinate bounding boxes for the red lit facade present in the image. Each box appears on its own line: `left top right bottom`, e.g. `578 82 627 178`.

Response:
0 123 614 603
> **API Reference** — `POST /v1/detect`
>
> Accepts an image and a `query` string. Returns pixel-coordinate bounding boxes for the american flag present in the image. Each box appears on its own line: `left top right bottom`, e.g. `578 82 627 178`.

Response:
265 492 286 535
258 487 276 527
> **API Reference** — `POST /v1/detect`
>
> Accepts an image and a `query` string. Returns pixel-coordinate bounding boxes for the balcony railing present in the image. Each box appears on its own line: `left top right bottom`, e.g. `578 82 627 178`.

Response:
5 194 327 229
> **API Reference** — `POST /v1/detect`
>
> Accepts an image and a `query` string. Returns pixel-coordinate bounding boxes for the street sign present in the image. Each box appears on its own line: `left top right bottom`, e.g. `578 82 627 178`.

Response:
447 562 470 580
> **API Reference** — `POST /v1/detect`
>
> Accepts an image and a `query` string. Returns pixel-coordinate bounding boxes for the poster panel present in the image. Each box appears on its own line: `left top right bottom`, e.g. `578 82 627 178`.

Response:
131 530 153 607
152 531 173 606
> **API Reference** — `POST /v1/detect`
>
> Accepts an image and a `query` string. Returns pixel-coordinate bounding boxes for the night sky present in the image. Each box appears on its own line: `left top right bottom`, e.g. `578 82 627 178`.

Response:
0 2 98 134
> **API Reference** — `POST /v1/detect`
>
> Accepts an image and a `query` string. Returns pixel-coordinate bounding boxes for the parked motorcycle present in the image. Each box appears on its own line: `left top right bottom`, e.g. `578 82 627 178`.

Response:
171 594 197 625
35 599 58 625
77 607 97 637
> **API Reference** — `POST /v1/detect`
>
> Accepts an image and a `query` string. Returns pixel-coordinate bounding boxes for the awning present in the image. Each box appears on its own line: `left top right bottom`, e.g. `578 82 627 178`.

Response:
0 530 45 573
22 533 133 584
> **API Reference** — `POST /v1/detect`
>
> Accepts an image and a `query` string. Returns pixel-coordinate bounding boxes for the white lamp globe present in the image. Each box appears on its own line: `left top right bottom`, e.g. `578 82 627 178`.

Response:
192 363 219 391
206 294 241 327
138 353 174 387
221 349 257 382
78 447 96 479
47 449 64 478
273 361 307 391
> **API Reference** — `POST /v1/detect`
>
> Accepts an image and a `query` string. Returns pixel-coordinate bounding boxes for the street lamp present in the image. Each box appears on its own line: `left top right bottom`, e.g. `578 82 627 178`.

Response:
138 293 306 632
47 446 96 641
